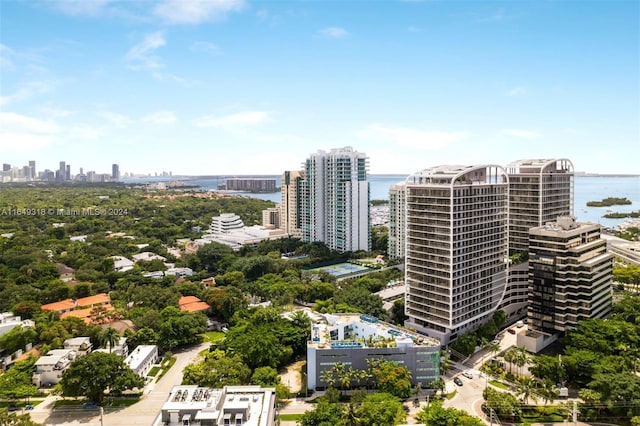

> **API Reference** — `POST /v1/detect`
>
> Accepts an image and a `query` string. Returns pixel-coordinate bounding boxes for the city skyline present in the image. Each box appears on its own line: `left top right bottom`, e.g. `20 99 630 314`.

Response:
1 1 638 175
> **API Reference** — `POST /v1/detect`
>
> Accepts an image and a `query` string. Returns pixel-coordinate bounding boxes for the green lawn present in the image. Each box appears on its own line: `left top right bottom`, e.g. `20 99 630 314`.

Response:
279 413 304 421
202 331 225 343
489 380 509 390
147 366 160 377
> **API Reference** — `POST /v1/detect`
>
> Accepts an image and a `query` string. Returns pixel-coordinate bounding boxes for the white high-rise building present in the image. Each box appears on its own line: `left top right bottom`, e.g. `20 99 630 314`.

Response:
404 165 509 344
505 159 574 254
301 147 370 253
388 183 406 260
280 170 305 238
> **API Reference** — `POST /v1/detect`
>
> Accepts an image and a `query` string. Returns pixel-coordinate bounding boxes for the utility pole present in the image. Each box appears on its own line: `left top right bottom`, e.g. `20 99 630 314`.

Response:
100 407 104 426
572 400 577 426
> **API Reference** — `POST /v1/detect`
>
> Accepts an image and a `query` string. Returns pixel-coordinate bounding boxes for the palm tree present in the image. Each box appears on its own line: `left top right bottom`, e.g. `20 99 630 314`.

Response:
504 347 517 376
513 346 529 377
516 377 538 405
539 380 559 405
100 327 121 353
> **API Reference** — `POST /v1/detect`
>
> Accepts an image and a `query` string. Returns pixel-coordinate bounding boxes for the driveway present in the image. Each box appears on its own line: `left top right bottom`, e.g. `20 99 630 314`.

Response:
29 343 208 426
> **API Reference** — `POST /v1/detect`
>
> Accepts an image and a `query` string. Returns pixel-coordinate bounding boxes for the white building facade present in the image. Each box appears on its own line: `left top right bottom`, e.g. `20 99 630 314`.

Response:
404 165 509 344
301 147 370 253
388 183 406 260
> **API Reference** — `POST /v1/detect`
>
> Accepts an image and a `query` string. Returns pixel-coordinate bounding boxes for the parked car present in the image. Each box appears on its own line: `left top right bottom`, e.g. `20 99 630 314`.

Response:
83 402 99 409
491 339 500 345
462 371 473 379
508 328 516 334
453 377 464 386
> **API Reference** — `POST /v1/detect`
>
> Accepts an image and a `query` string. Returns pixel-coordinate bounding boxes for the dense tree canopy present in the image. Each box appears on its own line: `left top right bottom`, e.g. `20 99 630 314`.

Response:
59 352 144 403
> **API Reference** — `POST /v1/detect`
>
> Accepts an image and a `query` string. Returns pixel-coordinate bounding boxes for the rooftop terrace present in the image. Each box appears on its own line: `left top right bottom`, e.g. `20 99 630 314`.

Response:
309 313 440 350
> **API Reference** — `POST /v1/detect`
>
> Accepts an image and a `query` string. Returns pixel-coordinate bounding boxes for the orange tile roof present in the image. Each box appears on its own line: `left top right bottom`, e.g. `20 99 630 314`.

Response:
178 296 200 305
41 299 75 312
60 304 114 323
180 301 210 313
76 293 110 307
179 295 210 313
60 308 93 320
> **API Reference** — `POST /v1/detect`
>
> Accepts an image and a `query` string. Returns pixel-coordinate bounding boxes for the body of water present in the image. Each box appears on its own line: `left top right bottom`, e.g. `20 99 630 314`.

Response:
124 174 640 229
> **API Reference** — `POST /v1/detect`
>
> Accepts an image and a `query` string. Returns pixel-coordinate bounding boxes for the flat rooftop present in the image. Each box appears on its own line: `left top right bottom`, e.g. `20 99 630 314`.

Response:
309 313 440 349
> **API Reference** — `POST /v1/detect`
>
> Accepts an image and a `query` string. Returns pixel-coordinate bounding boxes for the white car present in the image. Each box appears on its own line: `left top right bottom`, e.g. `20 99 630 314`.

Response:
462 371 473 379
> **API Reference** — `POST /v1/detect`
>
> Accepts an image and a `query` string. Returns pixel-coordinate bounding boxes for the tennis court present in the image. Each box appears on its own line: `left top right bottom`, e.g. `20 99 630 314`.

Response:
310 262 370 279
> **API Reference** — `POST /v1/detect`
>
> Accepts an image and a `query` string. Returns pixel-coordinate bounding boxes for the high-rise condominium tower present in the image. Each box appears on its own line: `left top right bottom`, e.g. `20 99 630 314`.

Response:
528 217 613 334
280 170 305 239
505 159 574 254
404 165 509 344
388 183 406 260
112 164 120 180
301 147 370 253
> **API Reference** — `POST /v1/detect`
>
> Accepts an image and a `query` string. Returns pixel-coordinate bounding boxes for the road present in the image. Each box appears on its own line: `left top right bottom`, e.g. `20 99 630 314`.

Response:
29 342 208 426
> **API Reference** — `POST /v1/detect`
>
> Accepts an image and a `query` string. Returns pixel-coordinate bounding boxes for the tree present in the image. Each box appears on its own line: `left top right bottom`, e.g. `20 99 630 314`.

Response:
390 299 408 325
182 350 251 388
298 399 345 426
368 359 412 398
59 352 144 404
251 366 281 387
353 392 406 426
538 380 559 405
99 327 120 353
416 400 484 426
0 409 44 426
483 387 521 422
0 357 39 401
516 377 538 404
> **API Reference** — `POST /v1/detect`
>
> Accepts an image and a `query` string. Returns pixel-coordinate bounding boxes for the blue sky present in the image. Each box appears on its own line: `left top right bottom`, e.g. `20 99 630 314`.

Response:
1 0 638 176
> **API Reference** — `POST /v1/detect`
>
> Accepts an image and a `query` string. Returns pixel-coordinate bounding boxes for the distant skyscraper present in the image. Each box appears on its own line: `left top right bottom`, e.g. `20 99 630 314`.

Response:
59 161 66 182
112 164 120 180
280 170 305 238
28 161 36 180
404 165 509 344
505 159 574 254
66 165 71 181
301 147 370 253
528 217 613 334
3 163 11 172
388 183 406 260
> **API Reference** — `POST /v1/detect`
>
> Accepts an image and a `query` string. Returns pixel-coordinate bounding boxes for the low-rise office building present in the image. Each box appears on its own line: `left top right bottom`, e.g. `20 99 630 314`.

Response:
307 313 440 390
124 345 158 377
160 385 276 426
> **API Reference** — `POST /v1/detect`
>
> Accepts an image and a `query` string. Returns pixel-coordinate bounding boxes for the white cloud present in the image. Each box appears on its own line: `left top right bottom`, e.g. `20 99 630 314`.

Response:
97 112 133 128
151 71 197 86
318 27 349 39
500 129 539 139
0 81 55 106
190 41 221 54
0 112 61 134
506 87 526 96
154 0 245 25
41 106 75 118
126 31 166 70
0 112 61 152
193 111 270 128
358 124 469 149
142 110 177 125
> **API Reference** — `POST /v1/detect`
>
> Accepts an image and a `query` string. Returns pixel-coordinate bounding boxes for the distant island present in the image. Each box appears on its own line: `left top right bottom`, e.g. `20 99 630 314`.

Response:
586 197 632 207
603 210 640 219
